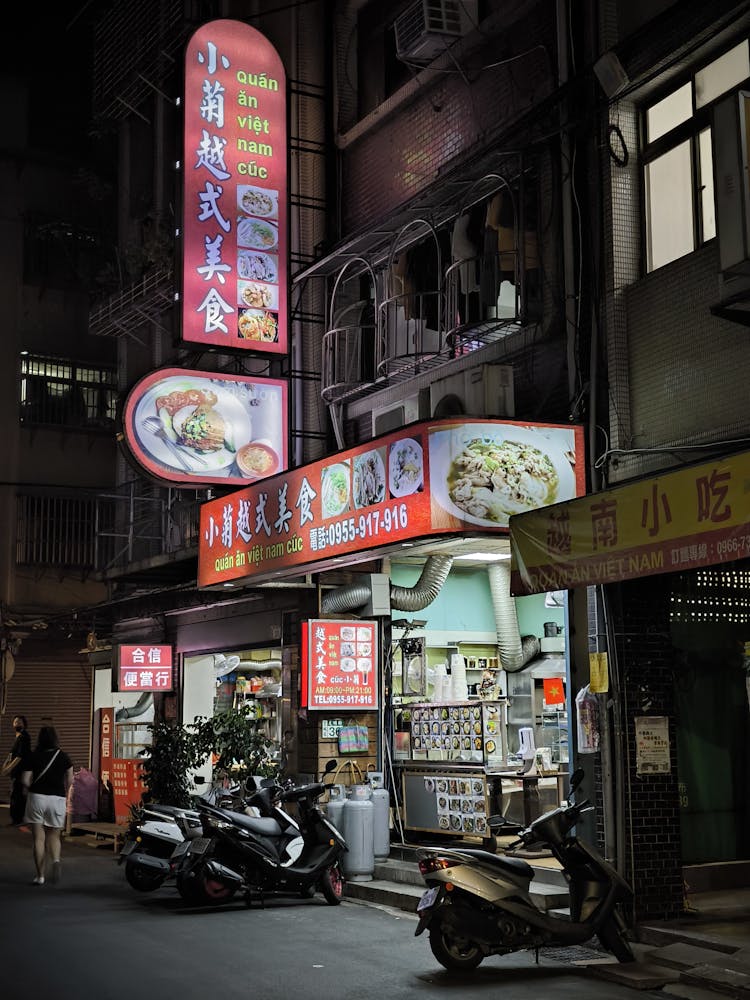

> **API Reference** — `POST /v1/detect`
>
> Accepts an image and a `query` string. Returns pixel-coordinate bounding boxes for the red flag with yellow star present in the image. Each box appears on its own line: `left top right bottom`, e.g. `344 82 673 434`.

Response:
543 677 565 705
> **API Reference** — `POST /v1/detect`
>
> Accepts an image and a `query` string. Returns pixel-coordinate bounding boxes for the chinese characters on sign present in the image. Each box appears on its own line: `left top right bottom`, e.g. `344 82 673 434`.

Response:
111 759 148 824
635 716 671 776
303 620 378 710
98 706 114 791
510 449 750 595
198 418 585 588
117 645 174 693
182 20 287 353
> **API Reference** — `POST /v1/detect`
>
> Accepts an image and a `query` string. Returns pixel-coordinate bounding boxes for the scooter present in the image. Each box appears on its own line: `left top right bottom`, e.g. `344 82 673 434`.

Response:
413 768 634 971
118 780 244 892
171 759 347 907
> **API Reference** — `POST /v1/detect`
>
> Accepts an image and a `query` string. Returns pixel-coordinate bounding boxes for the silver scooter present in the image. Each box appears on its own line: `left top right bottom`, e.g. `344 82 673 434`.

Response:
414 768 634 970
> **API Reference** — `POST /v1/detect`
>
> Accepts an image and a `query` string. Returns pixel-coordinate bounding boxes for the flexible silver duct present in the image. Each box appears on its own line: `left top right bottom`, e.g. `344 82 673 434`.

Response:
488 561 538 672
320 555 454 614
390 555 453 612
115 692 154 722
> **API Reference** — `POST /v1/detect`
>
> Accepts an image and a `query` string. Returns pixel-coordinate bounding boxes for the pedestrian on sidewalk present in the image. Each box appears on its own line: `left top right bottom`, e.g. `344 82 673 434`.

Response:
3 715 32 825
20 726 73 885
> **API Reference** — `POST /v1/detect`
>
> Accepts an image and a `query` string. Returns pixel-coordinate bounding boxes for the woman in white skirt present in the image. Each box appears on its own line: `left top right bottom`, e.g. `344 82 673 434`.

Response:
21 726 73 885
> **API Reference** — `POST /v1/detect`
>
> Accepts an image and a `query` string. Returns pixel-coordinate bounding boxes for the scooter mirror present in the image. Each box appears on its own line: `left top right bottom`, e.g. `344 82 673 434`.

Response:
323 759 338 775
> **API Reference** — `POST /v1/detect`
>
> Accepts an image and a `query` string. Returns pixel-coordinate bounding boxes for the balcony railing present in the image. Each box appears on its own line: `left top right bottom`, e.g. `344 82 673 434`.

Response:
322 249 523 404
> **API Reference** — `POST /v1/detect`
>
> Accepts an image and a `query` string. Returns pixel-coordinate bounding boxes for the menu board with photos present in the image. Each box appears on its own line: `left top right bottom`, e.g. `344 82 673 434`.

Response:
401 766 492 836
408 701 505 764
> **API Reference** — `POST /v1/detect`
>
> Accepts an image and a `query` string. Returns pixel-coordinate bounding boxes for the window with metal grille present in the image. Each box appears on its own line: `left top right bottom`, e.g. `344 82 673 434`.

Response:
19 354 118 430
642 39 750 273
16 492 106 570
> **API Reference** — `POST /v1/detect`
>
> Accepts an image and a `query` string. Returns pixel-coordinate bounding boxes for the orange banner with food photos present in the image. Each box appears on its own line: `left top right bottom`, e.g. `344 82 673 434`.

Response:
509 448 750 595
197 418 586 587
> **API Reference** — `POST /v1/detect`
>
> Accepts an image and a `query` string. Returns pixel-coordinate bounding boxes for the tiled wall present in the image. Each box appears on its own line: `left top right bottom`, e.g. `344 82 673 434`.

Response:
611 575 684 921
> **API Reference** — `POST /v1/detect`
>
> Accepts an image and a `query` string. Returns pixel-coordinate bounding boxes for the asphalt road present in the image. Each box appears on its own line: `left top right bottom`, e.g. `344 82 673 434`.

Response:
0 818 661 1000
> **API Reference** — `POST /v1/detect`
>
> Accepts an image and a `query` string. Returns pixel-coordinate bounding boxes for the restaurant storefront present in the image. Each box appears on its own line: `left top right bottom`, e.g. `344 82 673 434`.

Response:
509 449 750 920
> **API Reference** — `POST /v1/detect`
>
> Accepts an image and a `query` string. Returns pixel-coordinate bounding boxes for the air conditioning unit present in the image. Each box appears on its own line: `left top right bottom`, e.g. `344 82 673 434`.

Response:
394 0 476 63
430 364 514 419
372 389 431 437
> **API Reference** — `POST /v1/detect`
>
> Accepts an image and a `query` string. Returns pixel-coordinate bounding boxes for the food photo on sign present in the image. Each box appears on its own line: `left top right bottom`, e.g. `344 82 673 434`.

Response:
122 367 287 487
428 421 579 528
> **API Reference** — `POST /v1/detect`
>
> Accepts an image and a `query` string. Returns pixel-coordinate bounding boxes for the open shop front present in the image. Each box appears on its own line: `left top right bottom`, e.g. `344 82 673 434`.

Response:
509 448 750 909
197 416 587 841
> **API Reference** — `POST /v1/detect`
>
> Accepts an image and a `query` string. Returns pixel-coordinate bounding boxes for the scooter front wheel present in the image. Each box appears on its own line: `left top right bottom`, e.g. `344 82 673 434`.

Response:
597 914 635 963
320 862 345 905
428 919 484 971
124 861 165 893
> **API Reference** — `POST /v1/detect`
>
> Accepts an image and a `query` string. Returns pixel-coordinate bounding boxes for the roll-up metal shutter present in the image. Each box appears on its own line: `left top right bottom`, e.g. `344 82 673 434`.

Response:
1 659 93 769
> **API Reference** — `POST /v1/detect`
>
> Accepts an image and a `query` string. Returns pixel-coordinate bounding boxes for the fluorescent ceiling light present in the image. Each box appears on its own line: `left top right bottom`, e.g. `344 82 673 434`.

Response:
455 552 510 562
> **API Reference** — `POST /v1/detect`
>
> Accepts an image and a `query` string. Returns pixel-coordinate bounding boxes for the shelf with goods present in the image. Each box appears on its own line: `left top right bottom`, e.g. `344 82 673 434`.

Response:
213 658 283 745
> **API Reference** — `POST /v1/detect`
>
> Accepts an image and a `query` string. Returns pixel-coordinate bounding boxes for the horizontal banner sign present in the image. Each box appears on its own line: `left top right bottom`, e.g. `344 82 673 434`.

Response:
198 417 585 587
122 367 288 487
509 448 750 594
117 644 174 693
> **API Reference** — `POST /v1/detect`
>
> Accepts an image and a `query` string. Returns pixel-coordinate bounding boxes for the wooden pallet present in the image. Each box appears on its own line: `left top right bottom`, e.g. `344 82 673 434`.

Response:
67 821 126 852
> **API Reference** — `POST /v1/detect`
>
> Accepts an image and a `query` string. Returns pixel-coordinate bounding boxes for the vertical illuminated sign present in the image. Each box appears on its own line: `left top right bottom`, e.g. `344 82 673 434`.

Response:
303 620 379 710
182 20 287 353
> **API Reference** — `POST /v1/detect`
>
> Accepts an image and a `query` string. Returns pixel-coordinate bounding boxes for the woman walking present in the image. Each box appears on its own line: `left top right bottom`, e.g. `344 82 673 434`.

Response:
21 726 73 885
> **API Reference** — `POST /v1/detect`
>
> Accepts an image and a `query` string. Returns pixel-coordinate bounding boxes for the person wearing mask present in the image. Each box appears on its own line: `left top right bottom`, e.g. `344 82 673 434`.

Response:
3 715 32 825
20 725 73 885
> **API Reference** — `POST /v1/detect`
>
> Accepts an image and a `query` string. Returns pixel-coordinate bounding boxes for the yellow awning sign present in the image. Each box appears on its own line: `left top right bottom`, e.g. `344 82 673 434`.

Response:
509 449 750 595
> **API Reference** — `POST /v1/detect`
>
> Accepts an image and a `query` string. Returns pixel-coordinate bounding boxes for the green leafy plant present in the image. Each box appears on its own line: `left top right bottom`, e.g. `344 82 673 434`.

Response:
193 704 280 786
139 719 206 807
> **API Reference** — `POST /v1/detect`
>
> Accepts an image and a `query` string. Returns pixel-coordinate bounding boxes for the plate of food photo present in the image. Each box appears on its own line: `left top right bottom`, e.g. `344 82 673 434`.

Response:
135 379 252 474
237 185 278 219
353 449 386 508
237 216 278 250
238 308 278 343
321 462 350 518
428 424 576 528
238 280 278 310
237 250 278 283
388 437 423 497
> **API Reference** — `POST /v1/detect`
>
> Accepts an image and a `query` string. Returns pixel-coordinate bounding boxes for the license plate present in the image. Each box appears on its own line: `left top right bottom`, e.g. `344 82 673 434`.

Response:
188 837 211 856
171 840 190 859
417 886 439 912
119 839 138 858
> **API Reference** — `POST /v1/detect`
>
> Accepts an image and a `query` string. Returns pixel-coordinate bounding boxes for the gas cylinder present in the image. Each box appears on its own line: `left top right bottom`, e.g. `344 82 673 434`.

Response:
341 785 374 880
371 786 391 859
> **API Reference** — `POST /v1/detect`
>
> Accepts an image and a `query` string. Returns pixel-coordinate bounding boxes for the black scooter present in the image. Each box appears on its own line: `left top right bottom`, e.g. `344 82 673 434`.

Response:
414 768 634 970
172 759 347 907
119 779 244 892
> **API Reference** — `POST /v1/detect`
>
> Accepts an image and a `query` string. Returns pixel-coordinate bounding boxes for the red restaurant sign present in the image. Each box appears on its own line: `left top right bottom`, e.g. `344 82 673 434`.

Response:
182 20 287 353
302 619 379 710
198 418 585 587
117 645 174 693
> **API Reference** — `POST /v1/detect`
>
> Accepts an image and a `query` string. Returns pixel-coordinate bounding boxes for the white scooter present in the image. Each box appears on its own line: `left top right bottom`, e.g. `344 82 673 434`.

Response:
414 768 634 970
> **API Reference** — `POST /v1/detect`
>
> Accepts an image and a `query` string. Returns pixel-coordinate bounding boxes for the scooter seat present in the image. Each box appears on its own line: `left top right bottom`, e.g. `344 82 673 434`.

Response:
218 808 283 837
454 848 535 881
